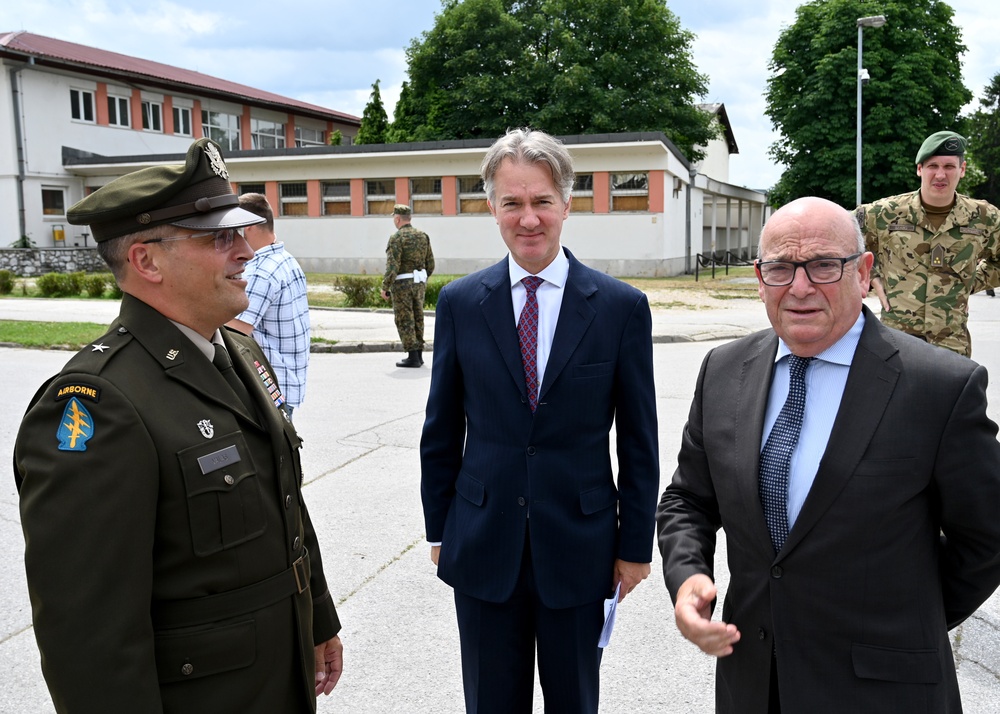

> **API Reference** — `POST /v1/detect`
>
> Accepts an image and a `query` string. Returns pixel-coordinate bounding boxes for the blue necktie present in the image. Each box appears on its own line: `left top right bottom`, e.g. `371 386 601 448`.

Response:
759 355 811 553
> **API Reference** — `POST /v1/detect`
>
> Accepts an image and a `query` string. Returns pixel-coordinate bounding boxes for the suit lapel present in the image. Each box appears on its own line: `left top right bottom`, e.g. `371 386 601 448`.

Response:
781 310 900 557
479 258 528 397
539 255 596 400
736 333 781 557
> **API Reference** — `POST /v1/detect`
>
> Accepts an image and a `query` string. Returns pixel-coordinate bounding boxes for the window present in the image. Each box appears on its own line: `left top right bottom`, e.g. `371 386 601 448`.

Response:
611 173 649 212
280 182 308 216
141 100 162 132
322 181 351 215
42 187 67 217
366 179 395 215
572 174 594 213
202 110 242 151
251 118 286 149
239 183 266 196
173 106 192 136
295 126 326 147
70 89 95 122
458 176 489 214
410 177 442 214
107 95 130 127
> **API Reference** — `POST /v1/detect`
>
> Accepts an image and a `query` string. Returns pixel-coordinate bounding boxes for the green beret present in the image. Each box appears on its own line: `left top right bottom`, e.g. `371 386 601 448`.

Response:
392 204 412 216
67 138 264 242
915 131 967 165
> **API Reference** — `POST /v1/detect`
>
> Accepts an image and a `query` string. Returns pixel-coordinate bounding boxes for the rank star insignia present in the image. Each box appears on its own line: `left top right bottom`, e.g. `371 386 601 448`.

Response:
197 419 214 439
91 343 109 352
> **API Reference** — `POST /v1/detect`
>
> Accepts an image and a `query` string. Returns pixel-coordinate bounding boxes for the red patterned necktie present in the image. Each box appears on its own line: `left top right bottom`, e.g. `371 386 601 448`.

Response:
518 276 544 412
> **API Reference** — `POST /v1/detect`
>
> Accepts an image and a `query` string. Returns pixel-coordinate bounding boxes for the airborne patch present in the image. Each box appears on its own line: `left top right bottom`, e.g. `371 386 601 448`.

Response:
57 397 95 452
55 383 101 402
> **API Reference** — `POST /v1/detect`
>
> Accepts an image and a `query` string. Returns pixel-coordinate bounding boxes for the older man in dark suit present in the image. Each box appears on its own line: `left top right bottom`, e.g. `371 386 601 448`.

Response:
420 128 659 713
657 196 1000 712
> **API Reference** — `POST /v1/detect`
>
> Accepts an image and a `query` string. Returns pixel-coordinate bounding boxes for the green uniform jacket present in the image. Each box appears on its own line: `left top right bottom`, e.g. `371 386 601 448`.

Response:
857 190 1000 356
382 224 435 292
15 294 340 714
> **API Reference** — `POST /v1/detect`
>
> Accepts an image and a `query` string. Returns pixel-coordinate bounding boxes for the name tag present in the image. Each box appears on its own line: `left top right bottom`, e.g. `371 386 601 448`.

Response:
888 223 916 232
197 445 241 474
960 227 983 235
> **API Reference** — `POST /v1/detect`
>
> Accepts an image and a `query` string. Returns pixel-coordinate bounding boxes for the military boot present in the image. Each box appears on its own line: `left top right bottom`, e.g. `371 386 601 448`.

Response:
396 350 421 368
417 350 424 366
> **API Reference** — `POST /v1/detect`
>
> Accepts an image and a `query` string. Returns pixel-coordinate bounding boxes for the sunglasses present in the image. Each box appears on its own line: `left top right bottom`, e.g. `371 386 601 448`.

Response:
142 228 243 253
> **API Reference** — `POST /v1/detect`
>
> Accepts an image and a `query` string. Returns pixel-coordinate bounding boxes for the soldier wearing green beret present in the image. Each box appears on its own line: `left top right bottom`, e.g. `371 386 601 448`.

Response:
381 203 435 367
856 130 1000 356
14 138 343 712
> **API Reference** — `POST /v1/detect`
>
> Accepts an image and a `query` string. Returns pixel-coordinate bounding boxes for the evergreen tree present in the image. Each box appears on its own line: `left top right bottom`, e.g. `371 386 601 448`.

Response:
356 79 390 145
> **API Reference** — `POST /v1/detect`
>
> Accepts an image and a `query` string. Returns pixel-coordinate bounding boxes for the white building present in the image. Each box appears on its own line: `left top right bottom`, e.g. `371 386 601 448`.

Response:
2 31 768 277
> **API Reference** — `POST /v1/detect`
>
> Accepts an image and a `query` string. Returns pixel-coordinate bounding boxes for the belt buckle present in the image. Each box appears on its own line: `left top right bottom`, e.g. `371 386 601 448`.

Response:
292 555 308 594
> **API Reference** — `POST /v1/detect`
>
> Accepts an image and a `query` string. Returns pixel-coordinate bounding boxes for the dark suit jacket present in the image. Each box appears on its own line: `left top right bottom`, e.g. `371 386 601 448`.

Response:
421 249 659 609
657 306 1000 713
16 293 339 713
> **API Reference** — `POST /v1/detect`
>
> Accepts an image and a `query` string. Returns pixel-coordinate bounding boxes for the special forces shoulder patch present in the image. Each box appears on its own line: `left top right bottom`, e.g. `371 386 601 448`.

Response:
57 396 95 452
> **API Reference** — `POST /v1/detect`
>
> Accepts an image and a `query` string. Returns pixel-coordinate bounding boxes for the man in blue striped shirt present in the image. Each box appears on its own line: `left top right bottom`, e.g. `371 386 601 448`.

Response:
229 193 309 419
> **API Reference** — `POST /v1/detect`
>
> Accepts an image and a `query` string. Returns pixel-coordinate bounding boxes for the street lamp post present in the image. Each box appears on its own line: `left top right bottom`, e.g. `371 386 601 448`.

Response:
857 15 887 206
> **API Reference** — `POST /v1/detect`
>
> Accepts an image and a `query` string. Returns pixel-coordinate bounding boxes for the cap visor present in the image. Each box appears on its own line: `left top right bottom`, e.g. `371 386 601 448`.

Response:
170 205 265 231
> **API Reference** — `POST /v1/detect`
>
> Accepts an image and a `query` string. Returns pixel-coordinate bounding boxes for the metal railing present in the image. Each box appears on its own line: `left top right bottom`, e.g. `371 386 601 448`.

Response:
694 249 754 281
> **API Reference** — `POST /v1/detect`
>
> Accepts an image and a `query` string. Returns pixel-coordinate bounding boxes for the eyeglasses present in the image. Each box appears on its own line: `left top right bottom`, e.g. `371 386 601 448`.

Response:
756 253 862 286
142 228 243 253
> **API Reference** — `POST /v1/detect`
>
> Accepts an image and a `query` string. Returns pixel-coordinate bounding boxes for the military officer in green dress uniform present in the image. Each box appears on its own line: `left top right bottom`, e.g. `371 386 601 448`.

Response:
857 130 1000 357
14 138 343 713
381 204 435 368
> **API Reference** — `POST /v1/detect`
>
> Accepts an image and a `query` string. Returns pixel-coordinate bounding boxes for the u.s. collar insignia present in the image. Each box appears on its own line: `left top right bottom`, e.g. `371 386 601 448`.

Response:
57 397 94 452
203 143 229 180
197 419 214 439
166 349 180 361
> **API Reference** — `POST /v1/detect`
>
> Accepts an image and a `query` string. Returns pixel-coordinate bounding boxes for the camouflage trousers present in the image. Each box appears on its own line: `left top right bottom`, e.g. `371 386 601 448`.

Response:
391 280 426 351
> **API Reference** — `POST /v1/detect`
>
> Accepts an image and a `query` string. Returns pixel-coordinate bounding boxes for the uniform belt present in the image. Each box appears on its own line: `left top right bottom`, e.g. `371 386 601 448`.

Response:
396 269 428 284
151 552 310 629
395 273 414 280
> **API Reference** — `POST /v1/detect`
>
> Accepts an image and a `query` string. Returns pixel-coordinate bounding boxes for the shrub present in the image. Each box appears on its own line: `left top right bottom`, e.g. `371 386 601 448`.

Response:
108 281 124 299
0 269 14 295
423 277 453 308
36 272 76 297
334 275 382 308
67 272 86 295
84 274 107 298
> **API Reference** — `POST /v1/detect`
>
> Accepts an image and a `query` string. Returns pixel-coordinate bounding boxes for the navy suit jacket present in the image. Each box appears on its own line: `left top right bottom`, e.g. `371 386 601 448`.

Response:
420 249 659 609
657 307 1000 713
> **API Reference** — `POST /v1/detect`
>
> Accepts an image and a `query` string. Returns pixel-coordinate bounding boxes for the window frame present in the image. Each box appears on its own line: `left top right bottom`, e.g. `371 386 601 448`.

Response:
295 126 326 147
202 110 242 151
410 177 442 215
172 106 193 136
458 176 489 214
610 172 650 212
250 118 286 149
279 182 309 217
365 179 395 216
322 180 352 216
141 100 162 132
107 94 131 128
41 186 68 218
70 88 95 123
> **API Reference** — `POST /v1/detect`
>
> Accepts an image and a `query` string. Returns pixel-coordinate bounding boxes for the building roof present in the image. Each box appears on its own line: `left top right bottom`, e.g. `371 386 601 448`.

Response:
0 30 360 125
698 103 739 155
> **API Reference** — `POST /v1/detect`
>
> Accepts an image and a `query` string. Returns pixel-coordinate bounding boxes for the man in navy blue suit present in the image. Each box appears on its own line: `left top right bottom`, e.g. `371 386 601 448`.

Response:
420 128 660 713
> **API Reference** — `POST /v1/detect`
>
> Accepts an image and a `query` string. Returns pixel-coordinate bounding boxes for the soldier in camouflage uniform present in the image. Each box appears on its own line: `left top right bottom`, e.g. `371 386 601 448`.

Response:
857 130 1000 357
381 204 435 367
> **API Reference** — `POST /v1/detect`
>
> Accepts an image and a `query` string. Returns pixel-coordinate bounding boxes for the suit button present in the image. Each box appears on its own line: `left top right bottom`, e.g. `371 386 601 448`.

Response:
181 663 194 676
526 446 536 456
758 628 766 641
520 395 527 404
517 497 526 506
223 474 235 486
285 495 292 509
770 566 783 579
292 536 301 551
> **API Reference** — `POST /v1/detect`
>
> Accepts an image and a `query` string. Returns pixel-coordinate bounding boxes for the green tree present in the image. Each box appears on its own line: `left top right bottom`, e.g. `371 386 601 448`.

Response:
965 72 1000 206
355 79 390 145
328 129 343 146
765 0 970 207
392 0 715 162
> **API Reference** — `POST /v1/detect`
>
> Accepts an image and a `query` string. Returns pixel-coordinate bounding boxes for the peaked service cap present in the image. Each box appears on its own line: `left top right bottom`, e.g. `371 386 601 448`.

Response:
67 138 264 242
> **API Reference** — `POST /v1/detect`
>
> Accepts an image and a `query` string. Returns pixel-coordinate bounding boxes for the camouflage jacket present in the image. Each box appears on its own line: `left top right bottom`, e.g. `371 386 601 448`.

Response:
383 224 435 291
857 190 1000 356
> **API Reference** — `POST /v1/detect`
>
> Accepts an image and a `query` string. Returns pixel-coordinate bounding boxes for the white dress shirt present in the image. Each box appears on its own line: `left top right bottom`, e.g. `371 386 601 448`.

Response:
508 247 569 399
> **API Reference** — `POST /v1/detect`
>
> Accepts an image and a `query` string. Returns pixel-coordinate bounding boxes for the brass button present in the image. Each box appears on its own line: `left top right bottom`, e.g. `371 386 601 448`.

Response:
181 663 194 676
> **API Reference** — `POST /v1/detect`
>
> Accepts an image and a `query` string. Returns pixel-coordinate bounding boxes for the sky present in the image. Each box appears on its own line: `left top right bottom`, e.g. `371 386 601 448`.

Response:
2 0 997 190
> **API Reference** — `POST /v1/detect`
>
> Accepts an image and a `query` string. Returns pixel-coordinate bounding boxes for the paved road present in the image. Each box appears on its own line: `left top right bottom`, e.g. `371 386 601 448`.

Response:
2 294 1000 712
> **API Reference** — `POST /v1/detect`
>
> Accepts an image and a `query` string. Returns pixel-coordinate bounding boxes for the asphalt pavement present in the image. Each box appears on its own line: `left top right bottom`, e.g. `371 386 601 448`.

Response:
2 294 1000 712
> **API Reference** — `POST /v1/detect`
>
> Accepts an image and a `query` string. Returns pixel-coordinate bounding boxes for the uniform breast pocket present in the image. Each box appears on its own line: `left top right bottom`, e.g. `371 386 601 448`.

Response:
177 432 266 556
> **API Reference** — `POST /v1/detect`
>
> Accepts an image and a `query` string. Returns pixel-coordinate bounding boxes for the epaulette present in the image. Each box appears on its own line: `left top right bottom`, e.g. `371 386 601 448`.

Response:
61 321 134 375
